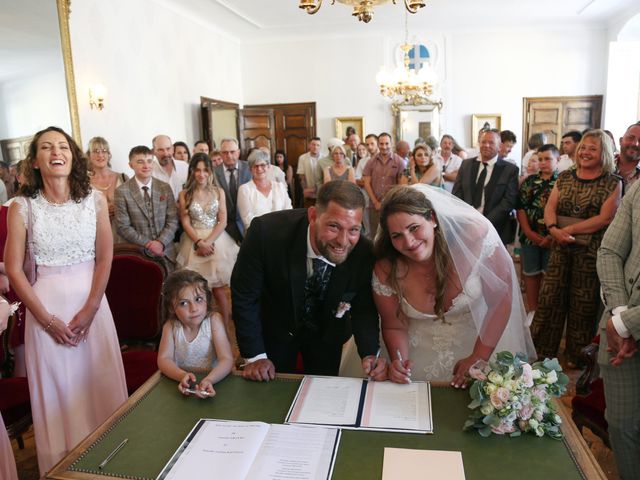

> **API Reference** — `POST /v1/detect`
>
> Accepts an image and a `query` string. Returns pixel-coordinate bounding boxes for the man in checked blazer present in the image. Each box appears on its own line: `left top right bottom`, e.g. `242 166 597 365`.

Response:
596 177 640 480
214 138 251 244
452 129 519 244
114 145 178 272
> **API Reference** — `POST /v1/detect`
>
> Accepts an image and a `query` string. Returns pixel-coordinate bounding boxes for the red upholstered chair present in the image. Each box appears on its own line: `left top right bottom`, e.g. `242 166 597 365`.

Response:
0 313 31 449
106 244 167 395
571 337 610 448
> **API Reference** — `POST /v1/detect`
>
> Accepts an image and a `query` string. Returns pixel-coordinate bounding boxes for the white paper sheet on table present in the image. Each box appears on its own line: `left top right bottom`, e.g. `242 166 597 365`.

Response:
382 448 465 480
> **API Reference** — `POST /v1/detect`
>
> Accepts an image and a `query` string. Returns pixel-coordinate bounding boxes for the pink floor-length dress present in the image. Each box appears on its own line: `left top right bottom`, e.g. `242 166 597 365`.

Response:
18 191 127 475
0 413 18 480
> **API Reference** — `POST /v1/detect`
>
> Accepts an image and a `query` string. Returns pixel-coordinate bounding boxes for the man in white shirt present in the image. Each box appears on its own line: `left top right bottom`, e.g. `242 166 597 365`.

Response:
434 134 463 192
151 134 188 200
297 137 322 208
557 131 582 172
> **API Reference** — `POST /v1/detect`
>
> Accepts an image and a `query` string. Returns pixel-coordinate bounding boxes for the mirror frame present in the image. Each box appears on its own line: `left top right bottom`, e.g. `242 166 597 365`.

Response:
57 0 81 145
392 103 441 144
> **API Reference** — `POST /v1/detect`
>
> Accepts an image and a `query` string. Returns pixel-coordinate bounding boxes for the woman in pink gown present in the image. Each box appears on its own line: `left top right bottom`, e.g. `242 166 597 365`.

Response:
6 127 127 476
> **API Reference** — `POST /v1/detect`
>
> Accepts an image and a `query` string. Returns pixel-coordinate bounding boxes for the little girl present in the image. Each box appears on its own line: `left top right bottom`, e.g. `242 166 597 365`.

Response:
157 269 233 398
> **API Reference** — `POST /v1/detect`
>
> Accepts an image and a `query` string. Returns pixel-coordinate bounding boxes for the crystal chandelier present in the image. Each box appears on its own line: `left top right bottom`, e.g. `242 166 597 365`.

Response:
375 11 441 107
299 0 426 23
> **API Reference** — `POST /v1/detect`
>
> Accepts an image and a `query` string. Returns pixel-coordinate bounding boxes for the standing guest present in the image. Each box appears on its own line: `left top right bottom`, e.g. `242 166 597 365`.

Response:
176 153 238 328
403 144 442 187
531 130 621 366
297 137 322 208
516 145 559 317
395 140 411 168
173 141 191 162
355 143 369 166
151 134 189 200
434 134 463 192
5 126 127 475
597 181 640 480
355 143 372 236
274 149 294 200
521 133 547 173
363 132 405 233
452 130 519 244
364 133 380 158
323 145 356 184
345 133 361 166
157 269 233 398
115 146 179 273
614 121 640 195
0 162 11 200
210 150 223 167
86 137 129 243
558 131 582 172
232 181 386 381
519 153 540 186
193 140 210 155
451 136 468 159
315 138 351 193
214 138 251 244
499 130 518 166
0 295 18 480
237 149 292 229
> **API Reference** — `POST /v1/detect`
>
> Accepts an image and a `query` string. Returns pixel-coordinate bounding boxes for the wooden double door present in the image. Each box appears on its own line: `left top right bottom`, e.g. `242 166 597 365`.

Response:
522 95 603 155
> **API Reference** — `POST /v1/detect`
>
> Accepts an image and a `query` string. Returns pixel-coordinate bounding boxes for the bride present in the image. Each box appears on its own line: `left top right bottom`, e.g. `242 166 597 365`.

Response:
340 184 535 387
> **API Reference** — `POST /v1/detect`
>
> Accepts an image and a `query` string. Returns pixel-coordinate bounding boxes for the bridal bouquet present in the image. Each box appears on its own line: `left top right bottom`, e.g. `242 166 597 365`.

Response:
463 351 569 439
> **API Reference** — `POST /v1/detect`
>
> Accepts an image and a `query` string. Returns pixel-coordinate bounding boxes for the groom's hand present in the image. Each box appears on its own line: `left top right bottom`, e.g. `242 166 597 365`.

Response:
363 356 388 381
243 359 276 382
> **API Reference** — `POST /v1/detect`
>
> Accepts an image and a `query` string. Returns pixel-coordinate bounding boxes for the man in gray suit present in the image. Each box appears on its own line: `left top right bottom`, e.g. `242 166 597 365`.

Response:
214 138 251 244
452 129 519 244
114 145 178 272
597 178 640 480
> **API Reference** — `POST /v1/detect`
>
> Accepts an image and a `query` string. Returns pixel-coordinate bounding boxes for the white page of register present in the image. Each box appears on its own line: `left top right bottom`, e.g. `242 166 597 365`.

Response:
288 376 362 425
360 381 432 431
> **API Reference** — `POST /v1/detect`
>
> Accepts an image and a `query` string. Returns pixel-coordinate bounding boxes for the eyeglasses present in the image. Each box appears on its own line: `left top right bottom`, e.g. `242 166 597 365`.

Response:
91 149 109 154
253 163 268 170
221 150 237 155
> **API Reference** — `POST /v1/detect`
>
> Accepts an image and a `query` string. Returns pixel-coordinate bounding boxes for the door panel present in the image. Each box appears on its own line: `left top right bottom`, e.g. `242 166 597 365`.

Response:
237 109 275 157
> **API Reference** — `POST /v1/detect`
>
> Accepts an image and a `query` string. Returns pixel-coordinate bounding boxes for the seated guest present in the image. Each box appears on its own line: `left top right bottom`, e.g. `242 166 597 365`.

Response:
157 270 233 398
0 296 18 480
274 149 294 199
193 140 210 155
173 141 191 162
231 180 386 381
210 150 223 167
86 136 129 242
237 149 292 229
402 144 442 187
114 146 178 273
531 130 621 366
323 145 356 184
176 153 238 328
516 145 559 318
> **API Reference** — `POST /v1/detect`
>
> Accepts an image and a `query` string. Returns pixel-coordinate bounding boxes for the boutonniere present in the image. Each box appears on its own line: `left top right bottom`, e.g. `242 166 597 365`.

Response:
159 195 166 202
335 302 351 318
8 301 21 316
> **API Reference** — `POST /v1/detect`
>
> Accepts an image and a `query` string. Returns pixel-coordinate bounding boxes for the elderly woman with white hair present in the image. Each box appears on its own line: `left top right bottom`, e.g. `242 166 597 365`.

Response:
237 149 292 229
323 144 356 185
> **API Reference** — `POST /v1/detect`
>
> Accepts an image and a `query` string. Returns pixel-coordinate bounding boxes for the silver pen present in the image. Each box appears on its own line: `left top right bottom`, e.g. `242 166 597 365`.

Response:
98 438 128 469
396 349 412 381
369 347 382 379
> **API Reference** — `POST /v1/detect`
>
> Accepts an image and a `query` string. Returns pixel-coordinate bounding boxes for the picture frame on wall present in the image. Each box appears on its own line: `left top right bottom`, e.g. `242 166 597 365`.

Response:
335 117 365 140
471 114 502 147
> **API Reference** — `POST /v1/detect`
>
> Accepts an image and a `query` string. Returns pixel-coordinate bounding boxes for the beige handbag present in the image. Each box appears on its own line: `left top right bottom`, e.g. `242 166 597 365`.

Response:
556 215 591 246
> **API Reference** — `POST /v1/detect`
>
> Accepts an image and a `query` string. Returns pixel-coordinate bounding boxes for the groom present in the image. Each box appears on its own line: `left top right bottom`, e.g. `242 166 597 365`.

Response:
231 180 386 381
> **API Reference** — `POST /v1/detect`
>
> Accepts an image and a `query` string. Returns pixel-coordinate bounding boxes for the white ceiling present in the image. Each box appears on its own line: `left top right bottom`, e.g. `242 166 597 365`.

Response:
0 0 638 82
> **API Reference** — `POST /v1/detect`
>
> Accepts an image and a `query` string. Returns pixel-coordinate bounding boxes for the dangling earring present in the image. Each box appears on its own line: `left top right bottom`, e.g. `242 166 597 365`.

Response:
433 224 438 228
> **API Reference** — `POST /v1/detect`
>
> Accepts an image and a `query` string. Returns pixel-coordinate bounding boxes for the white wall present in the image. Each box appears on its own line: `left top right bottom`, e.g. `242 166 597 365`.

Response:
242 27 608 164
70 0 243 172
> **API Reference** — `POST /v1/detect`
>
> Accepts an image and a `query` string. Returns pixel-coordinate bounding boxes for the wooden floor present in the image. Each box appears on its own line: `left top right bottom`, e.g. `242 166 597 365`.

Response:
10 283 621 480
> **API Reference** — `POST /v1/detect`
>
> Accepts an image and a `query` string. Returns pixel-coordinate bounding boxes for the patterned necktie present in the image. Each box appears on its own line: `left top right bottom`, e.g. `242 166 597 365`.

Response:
299 258 333 339
472 162 488 208
142 186 152 210
227 167 237 201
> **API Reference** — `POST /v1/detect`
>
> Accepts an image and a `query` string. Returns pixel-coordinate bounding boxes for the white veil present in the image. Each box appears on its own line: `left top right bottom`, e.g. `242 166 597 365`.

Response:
407 184 536 360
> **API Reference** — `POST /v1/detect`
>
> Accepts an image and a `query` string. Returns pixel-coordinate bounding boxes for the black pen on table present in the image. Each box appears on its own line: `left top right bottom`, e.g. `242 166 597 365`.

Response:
368 347 381 379
98 438 128 469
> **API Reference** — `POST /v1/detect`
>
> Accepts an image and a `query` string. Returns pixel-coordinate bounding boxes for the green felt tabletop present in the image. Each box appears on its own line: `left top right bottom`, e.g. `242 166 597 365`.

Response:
68 375 584 480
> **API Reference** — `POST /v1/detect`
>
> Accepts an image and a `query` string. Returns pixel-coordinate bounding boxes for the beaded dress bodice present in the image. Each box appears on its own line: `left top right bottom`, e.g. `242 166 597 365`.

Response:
188 200 219 229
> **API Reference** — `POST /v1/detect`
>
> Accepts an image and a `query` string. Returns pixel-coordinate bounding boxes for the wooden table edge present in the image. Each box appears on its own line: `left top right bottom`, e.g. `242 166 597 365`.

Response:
45 373 606 480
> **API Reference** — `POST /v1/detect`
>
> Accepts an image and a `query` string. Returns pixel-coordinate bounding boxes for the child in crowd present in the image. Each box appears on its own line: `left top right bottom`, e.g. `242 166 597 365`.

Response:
157 269 233 398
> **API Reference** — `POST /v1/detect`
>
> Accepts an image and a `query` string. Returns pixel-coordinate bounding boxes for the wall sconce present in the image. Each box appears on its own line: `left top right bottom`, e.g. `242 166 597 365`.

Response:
89 84 107 110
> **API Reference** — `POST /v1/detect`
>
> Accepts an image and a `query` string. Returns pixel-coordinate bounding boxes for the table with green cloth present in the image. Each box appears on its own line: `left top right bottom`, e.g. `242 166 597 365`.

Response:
48 372 604 480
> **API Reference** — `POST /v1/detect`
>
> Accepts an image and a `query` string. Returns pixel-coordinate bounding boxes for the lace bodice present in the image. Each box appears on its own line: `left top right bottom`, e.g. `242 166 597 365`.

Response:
172 317 217 373
188 200 219 229
16 191 100 267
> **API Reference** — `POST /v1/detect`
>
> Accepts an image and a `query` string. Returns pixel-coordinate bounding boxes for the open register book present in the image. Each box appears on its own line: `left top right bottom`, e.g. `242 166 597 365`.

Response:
157 419 340 480
285 376 433 434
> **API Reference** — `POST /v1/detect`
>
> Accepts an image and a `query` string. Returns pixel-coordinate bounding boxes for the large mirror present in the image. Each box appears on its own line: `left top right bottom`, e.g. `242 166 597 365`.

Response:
393 104 441 147
0 0 80 165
